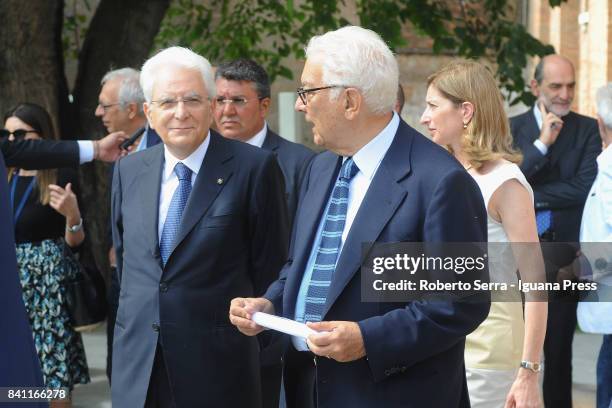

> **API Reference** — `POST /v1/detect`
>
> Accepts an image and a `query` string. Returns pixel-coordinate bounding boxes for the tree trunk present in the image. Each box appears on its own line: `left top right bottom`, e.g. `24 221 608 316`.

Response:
0 0 69 136
72 0 171 280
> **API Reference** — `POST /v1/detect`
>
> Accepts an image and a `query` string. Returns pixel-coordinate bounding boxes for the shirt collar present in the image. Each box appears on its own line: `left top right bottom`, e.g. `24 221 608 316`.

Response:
245 122 268 148
533 105 543 130
350 112 400 180
163 131 211 181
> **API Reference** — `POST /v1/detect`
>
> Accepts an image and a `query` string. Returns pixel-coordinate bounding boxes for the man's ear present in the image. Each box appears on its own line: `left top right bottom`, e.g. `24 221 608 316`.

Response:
259 97 271 118
344 88 361 119
530 79 541 98
127 102 138 120
143 103 154 129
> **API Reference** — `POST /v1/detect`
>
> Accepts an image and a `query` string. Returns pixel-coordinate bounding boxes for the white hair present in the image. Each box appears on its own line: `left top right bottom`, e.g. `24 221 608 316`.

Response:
101 67 145 115
305 26 399 114
596 83 612 129
140 46 216 103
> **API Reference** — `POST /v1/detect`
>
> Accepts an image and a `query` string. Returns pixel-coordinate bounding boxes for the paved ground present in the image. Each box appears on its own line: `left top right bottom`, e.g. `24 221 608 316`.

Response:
71 323 602 407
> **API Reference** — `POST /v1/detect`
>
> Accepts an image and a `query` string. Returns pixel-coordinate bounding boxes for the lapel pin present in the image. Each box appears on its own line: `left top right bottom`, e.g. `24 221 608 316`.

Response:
217 178 224 185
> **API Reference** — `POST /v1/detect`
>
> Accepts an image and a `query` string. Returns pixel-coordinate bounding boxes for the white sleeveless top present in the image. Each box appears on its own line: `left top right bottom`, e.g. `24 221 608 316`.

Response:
465 161 534 369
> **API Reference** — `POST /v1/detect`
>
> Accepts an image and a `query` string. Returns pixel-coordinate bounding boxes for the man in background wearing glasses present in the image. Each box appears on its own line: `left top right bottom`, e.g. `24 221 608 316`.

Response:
110 47 289 408
213 58 314 408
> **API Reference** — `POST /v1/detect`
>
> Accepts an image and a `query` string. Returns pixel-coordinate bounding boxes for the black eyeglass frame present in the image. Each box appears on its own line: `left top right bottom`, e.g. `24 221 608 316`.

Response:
296 85 346 105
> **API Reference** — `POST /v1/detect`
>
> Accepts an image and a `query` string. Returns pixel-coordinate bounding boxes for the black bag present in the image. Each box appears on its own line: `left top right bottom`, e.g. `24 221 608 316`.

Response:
64 246 107 332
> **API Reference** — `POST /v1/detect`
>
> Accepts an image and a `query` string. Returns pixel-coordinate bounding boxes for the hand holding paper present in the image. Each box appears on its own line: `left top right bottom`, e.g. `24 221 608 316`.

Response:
251 312 317 339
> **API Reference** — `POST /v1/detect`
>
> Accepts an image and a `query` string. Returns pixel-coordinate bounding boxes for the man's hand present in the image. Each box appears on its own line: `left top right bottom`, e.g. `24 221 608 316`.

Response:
538 102 563 147
229 297 274 336
504 370 542 408
96 131 128 162
306 321 366 362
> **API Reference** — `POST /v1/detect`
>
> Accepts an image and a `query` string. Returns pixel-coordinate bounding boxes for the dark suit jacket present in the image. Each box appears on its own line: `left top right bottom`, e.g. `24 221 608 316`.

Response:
510 109 601 242
0 154 47 408
110 131 289 408
1 138 79 169
261 130 315 225
264 119 490 408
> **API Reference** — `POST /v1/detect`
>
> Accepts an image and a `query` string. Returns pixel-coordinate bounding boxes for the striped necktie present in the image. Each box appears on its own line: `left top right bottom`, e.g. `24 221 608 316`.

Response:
303 157 359 322
160 162 192 265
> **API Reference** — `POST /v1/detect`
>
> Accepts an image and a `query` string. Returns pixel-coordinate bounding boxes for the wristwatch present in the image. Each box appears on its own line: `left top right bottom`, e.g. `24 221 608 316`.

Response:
67 217 83 233
520 360 542 373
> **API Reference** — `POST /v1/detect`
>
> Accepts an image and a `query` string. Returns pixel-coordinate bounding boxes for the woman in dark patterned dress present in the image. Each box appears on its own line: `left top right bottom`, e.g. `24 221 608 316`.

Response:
3 103 90 407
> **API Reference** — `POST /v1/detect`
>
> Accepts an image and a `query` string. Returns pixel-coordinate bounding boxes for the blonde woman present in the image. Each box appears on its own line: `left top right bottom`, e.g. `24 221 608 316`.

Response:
4 103 89 407
420 61 547 408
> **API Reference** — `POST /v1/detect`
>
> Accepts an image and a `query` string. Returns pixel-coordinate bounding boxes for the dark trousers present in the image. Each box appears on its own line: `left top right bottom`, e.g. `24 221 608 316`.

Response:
144 345 176 408
543 298 578 408
106 267 120 383
283 349 316 408
261 362 282 408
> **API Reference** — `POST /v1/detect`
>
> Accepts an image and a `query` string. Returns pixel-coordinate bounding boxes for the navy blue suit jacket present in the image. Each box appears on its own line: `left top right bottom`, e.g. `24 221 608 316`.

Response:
110 131 289 408
261 130 315 225
264 119 490 408
511 109 601 242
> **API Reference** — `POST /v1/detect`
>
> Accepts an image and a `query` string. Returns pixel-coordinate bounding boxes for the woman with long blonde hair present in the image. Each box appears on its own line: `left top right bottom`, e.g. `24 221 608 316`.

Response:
421 60 547 408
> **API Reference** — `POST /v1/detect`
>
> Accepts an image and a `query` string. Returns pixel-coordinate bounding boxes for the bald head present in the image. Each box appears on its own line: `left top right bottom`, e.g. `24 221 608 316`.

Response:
531 54 576 117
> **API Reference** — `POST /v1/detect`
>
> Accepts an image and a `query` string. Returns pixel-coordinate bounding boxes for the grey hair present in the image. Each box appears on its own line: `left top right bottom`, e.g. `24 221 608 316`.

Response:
305 26 399 114
140 46 216 103
596 83 612 129
101 68 145 115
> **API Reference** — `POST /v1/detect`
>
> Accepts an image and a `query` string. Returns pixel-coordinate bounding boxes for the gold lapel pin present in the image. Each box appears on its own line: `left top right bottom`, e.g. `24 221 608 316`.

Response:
216 178 224 185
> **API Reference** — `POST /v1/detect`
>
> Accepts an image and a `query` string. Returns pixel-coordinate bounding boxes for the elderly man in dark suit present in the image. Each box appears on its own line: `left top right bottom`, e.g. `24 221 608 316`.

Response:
110 46 289 408
230 26 490 408
213 58 315 407
510 54 602 408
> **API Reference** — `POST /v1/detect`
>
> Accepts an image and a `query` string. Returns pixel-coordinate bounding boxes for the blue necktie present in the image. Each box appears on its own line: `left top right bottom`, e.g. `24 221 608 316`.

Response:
303 158 359 322
160 163 192 265
536 210 552 236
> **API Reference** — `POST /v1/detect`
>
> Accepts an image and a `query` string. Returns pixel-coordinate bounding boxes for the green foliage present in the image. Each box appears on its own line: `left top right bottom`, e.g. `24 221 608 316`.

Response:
152 0 567 104
62 0 92 60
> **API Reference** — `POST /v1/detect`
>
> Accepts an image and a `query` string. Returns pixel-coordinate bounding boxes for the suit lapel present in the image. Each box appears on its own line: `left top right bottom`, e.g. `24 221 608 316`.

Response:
170 132 234 257
261 130 280 152
283 154 341 315
323 126 413 317
138 146 164 258
519 110 540 144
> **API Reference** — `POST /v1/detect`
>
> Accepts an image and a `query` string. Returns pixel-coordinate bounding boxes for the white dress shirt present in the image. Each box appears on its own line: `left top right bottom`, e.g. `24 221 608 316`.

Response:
291 112 400 351
157 132 210 241
532 105 549 156
245 123 268 148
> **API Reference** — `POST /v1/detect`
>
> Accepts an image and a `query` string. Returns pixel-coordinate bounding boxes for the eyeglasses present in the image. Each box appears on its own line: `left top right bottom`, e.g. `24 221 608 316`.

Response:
150 96 206 111
0 129 39 140
214 97 266 109
97 102 120 113
296 85 344 105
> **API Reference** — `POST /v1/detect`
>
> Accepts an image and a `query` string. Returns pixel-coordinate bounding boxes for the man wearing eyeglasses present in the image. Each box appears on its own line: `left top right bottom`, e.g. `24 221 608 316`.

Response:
230 26 489 408
214 59 315 227
110 47 289 408
213 58 314 408
96 67 164 384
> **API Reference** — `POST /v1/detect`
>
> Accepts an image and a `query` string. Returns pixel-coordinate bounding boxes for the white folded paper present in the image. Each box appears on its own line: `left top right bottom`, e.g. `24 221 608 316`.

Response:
251 312 317 339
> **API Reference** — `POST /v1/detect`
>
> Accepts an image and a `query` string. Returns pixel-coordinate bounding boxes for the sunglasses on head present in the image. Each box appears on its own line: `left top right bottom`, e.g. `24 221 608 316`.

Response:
0 129 39 140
